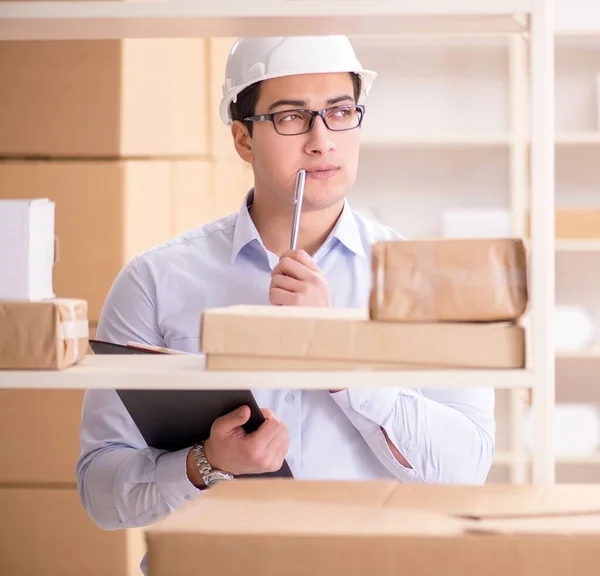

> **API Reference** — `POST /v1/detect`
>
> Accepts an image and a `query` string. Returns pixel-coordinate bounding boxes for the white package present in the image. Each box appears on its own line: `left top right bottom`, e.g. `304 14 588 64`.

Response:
0 198 55 300
555 305 596 351
524 403 600 458
441 208 512 238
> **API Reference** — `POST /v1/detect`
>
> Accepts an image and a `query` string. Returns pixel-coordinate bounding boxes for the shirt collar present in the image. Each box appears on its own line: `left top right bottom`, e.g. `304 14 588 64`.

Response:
329 199 367 258
230 190 366 264
229 190 263 264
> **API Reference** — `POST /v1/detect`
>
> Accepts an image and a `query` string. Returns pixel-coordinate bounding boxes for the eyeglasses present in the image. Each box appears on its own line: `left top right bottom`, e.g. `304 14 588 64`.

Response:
243 104 365 136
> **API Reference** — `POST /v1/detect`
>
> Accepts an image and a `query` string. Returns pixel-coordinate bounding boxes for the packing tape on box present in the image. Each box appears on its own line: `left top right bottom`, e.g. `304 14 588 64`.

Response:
55 299 89 359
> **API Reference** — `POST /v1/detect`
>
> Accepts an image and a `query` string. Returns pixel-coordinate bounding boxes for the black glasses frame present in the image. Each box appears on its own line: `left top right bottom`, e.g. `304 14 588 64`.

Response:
243 104 366 135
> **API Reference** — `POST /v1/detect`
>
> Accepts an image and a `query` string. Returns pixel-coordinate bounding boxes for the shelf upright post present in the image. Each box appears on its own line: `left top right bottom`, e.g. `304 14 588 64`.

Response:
508 31 531 485
529 0 556 485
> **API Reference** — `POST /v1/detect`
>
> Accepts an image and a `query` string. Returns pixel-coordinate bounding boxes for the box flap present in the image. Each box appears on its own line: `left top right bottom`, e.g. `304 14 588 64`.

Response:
206 479 397 506
149 496 466 538
384 484 600 519
469 514 600 535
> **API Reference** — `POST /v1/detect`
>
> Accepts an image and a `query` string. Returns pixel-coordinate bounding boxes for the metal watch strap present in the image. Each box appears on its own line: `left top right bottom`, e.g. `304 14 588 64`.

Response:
192 441 234 486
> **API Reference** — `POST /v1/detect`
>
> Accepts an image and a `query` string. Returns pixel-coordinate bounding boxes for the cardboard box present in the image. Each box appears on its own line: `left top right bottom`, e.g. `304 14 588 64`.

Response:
201 306 525 370
0 299 88 369
370 238 528 322
0 198 55 300
0 390 84 483
0 40 208 157
0 487 144 576
0 160 213 322
145 480 600 576
554 209 600 239
526 209 600 239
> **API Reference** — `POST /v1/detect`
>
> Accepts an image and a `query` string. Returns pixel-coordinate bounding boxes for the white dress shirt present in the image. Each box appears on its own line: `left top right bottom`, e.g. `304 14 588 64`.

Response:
76 191 495 569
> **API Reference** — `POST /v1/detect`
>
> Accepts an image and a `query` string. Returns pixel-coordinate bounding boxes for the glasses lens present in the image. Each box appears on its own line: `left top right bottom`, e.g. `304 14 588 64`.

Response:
325 106 362 131
273 110 313 135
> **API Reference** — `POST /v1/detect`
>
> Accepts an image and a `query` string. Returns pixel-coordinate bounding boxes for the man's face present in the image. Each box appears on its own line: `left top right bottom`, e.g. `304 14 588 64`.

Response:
245 72 361 212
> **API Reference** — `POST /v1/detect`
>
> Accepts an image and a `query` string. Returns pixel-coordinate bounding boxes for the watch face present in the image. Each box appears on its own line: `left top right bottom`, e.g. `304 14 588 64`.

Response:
205 471 233 488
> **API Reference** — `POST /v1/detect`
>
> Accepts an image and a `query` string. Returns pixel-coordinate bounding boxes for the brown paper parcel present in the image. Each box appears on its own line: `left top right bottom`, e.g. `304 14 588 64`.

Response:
0 298 88 369
369 238 528 322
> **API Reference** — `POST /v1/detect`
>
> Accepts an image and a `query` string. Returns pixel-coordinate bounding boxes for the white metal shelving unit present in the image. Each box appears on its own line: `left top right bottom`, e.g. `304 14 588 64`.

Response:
0 0 556 484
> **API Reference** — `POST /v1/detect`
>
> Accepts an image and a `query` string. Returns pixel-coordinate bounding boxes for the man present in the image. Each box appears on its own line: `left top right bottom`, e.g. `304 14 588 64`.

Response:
77 35 495 536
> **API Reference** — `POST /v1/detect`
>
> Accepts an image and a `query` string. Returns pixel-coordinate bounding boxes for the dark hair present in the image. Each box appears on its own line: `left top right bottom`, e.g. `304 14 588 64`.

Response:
230 72 362 136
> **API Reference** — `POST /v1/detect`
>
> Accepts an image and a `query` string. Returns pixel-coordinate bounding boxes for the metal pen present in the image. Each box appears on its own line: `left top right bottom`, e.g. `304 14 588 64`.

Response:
290 169 306 250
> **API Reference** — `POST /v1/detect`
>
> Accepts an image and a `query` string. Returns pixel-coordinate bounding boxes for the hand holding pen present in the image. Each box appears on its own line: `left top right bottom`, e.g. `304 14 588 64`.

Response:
268 169 331 307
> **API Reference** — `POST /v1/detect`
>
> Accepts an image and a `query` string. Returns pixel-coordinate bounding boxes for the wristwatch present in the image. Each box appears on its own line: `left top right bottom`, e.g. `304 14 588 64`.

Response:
192 441 235 488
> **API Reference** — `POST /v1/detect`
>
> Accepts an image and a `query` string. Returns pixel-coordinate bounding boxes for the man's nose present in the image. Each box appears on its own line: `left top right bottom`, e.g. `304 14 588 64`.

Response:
304 115 336 155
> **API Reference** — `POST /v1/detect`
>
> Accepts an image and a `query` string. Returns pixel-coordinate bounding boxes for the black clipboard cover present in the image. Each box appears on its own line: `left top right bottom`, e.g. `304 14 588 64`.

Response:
89 339 293 479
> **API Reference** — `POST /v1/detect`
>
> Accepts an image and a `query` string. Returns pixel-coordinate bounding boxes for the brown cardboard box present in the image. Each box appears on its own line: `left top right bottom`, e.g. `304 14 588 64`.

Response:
0 487 144 576
0 299 88 369
369 238 528 322
145 480 600 576
0 389 83 483
527 209 600 239
0 160 213 322
201 305 525 370
0 40 208 157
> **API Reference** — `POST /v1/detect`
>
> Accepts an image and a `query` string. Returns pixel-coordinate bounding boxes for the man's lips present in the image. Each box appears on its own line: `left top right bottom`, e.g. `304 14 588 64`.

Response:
304 166 339 180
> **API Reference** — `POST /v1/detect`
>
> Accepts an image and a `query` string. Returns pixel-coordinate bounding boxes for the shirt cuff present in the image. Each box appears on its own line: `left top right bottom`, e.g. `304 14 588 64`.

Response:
155 447 201 503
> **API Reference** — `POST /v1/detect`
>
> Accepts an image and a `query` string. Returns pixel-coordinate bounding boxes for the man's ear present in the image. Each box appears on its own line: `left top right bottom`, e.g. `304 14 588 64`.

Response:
231 121 254 163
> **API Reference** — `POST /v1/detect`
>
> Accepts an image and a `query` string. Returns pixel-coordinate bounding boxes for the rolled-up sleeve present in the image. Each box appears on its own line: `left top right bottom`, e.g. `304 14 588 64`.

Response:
76 257 200 531
330 386 495 485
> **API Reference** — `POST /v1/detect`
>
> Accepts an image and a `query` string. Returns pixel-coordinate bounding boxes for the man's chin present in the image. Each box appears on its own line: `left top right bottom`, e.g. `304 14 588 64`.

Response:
302 189 348 212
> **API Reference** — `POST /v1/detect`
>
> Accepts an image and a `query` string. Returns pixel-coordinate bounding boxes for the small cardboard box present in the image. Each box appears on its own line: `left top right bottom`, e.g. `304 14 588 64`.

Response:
201 305 525 370
554 209 600 239
527 209 600 239
145 480 600 576
369 238 528 322
0 198 55 300
0 299 89 369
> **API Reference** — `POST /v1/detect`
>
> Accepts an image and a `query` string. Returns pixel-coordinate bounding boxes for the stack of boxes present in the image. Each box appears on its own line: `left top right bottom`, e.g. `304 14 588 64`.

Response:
201 238 529 370
0 37 250 576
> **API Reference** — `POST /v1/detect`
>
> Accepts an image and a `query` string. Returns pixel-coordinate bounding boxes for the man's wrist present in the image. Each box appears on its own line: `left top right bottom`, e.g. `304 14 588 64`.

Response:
186 448 207 489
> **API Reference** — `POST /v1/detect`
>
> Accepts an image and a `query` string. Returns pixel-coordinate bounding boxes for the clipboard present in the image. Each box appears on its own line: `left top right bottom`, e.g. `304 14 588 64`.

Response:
89 339 293 479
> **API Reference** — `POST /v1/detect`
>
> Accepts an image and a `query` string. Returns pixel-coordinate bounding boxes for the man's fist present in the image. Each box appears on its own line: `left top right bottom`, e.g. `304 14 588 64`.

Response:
269 249 331 307
202 406 289 476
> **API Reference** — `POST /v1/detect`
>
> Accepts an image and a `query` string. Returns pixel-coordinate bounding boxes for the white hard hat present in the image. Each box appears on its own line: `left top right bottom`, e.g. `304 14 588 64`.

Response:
219 35 377 126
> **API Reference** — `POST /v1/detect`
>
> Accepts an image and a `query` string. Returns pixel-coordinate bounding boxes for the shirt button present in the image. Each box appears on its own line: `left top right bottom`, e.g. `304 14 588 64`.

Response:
285 394 295 404
287 458 294 466
185 496 192 501
359 400 369 411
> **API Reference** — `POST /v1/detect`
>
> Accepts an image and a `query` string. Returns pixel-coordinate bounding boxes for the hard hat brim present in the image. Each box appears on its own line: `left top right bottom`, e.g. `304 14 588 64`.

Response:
219 68 377 126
